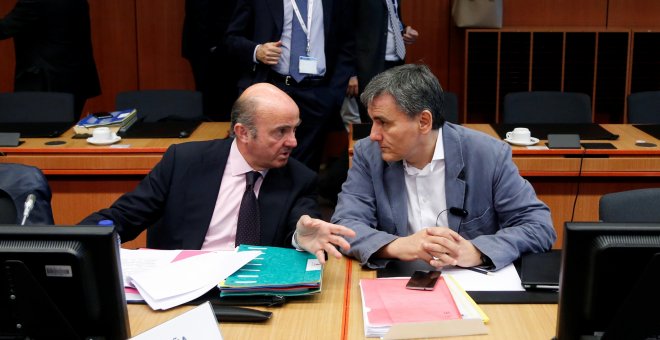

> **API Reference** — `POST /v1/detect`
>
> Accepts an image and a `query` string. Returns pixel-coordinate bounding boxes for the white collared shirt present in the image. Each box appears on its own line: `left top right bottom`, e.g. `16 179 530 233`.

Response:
202 140 267 250
403 129 447 234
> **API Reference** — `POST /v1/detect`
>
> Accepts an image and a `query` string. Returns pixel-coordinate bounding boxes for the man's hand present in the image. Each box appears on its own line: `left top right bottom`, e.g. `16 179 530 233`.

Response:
295 215 356 264
423 227 483 268
256 41 283 65
375 227 482 268
346 76 358 97
402 26 419 44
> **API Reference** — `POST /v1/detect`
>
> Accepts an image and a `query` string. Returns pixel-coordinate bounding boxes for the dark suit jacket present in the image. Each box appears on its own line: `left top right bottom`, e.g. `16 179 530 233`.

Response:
225 0 355 102
0 0 100 100
0 163 54 225
80 138 321 250
355 0 402 96
182 0 237 61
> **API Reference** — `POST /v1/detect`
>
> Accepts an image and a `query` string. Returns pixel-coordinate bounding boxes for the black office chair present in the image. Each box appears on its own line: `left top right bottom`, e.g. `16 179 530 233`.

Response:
599 188 660 223
443 91 460 124
502 91 592 124
0 91 75 123
0 163 55 225
627 91 660 124
116 90 204 122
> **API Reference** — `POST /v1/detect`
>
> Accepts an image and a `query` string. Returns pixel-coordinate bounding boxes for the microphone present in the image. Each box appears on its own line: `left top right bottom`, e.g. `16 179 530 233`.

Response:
20 194 36 226
449 207 468 217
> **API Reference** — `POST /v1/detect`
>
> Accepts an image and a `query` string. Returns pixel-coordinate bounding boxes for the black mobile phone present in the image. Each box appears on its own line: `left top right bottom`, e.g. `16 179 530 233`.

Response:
405 270 441 290
91 111 113 119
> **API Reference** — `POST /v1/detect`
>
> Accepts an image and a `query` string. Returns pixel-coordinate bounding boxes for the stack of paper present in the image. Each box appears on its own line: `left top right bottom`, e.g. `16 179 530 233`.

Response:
121 249 261 310
73 108 138 134
218 245 323 297
360 275 489 338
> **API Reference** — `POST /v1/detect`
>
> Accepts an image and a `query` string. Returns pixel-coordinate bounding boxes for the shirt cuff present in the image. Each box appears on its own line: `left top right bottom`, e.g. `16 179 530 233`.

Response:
253 44 260 64
291 231 304 251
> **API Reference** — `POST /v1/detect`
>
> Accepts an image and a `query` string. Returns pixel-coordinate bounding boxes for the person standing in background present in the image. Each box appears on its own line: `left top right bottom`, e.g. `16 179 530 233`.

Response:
0 0 100 119
353 0 418 122
182 0 239 121
225 0 355 172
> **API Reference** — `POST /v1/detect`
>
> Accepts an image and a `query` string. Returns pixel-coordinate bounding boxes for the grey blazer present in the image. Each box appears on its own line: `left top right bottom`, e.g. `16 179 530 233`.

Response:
332 122 556 269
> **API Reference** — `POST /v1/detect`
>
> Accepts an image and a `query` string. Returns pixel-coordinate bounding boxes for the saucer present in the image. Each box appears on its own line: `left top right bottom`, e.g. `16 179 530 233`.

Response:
504 137 539 146
87 135 121 145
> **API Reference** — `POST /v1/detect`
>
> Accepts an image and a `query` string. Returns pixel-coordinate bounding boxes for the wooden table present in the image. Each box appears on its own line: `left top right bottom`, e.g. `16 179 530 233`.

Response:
128 258 559 340
0 122 230 248
350 124 660 248
128 255 350 339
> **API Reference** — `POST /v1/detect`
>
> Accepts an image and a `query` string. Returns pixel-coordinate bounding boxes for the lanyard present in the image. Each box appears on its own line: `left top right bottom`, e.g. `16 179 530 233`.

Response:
290 0 314 55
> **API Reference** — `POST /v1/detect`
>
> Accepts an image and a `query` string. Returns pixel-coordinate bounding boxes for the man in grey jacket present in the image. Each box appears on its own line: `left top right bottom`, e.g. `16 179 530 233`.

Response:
332 64 555 270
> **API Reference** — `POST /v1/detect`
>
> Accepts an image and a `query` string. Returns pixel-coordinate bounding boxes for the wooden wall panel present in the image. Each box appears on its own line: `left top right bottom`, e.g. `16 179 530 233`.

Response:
86 0 139 113
608 0 660 28
401 0 452 88
502 0 608 27
135 0 194 90
0 2 16 93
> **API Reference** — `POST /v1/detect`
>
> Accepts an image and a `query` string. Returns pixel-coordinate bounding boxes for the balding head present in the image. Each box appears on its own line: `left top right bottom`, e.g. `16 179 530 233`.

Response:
231 83 298 137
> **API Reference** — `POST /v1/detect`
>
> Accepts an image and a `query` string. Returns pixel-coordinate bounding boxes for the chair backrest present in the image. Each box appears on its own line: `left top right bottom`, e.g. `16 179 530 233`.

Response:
628 91 660 124
443 91 459 124
503 91 592 124
0 91 75 123
0 163 54 225
599 188 660 223
116 90 204 122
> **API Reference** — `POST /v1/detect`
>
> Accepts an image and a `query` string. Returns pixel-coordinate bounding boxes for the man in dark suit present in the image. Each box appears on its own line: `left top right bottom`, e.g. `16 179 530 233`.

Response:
0 0 100 119
182 0 239 121
353 0 417 122
80 83 355 263
225 0 355 171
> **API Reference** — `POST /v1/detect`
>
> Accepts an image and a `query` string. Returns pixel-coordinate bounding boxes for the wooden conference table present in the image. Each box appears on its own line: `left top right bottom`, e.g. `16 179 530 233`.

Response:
0 122 231 248
128 257 558 340
350 124 660 248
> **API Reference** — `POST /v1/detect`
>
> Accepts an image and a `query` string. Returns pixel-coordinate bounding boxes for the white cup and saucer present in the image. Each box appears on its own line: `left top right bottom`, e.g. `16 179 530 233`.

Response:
504 127 539 146
87 127 121 145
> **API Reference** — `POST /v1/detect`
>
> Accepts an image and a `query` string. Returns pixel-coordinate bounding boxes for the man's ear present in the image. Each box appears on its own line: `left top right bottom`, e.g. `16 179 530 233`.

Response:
234 123 250 142
419 110 433 134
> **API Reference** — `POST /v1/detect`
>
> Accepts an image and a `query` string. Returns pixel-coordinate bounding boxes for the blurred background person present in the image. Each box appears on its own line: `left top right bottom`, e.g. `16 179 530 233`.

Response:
0 0 100 119
182 0 239 121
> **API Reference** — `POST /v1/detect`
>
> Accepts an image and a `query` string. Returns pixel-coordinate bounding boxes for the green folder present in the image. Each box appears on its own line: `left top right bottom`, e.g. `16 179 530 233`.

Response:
218 245 323 297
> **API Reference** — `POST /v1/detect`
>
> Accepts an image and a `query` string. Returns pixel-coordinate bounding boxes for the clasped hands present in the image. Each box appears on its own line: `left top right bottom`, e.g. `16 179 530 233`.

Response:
380 227 482 268
295 215 356 264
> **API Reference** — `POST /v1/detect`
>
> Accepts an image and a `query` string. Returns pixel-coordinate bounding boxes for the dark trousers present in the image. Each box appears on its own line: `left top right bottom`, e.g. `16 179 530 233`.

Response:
270 80 337 172
187 53 239 121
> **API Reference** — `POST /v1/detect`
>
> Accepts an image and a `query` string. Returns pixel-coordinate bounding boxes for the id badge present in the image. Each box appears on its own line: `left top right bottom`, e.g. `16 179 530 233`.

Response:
298 56 319 75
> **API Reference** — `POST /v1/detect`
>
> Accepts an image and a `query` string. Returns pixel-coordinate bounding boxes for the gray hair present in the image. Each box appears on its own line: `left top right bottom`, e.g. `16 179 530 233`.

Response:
230 96 258 138
360 64 445 129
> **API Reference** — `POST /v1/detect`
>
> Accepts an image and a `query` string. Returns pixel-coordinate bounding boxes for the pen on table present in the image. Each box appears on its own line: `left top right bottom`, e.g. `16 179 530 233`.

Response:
461 266 492 276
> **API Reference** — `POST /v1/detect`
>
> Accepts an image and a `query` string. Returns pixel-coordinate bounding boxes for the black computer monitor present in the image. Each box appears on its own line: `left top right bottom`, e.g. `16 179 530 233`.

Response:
0 225 130 339
556 222 660 340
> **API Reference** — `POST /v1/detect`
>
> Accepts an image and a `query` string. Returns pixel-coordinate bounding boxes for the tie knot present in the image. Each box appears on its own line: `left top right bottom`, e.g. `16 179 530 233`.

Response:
246 171 261 189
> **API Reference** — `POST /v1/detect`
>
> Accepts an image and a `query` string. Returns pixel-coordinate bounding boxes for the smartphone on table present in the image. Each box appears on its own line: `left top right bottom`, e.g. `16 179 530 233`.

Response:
405 270 441 290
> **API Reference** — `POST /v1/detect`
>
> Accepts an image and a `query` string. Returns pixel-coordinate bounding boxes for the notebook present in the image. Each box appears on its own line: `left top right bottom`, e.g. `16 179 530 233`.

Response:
519 250 561 291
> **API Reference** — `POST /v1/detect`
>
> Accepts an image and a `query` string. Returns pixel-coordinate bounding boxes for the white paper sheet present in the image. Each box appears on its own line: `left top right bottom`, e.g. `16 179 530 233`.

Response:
128 250 261 310
441 264 524 291
130 301 223 340
120 249 181 288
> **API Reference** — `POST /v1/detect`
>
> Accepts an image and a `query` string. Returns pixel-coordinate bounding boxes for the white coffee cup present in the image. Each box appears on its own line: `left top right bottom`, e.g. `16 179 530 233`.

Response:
506 127 531 143
92 127 113 141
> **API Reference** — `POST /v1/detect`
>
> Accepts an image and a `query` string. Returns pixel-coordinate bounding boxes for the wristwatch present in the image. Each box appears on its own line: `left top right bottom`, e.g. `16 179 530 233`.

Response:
480 253 494 268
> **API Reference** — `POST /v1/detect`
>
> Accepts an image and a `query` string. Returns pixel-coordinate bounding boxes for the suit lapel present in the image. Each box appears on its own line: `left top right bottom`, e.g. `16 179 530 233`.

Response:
258 168 290 245
181 140 231 249
267 0 284 34
322 0 332 37
384 161 408 236
442 124 467 232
